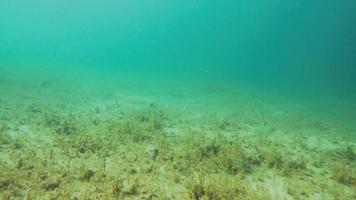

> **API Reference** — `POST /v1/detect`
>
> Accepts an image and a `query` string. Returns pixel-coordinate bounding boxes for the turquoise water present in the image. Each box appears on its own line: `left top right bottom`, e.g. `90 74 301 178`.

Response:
1 0 356 125
1 0 355 91
1 1 355 199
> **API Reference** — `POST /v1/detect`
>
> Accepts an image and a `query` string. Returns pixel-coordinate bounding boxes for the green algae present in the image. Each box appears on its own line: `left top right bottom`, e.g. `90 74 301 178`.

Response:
0 79 355 200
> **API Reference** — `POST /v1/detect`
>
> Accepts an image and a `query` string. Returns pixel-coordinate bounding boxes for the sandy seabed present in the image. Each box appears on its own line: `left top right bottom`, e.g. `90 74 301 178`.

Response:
0 74 355 200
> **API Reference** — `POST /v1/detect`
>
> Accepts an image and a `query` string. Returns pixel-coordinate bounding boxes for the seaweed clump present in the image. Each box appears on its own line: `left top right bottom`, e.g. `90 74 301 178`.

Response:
80 169 95 181
43 112 78 135
187 175 247 200
109 104 168 143
0 123 13 146
331 165 356 186
335 145 356 163
26 103 42 117
199 143 220 160
0 176 14 191
0 131 12 146
133 104 167 131
57 133 109 158
111 177 140 198
42 180 60 191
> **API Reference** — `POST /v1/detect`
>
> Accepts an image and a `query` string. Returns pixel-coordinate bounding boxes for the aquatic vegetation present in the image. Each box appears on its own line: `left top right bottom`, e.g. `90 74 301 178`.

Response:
80 168 95 181
111 178 124 198
0 176 13 192
187 174 248 200
331 164 356 186
42 179 60 191
198 142 220 160
54 114 78 135
132 104 167 131
26 103 42 116
0 122 5 133
282 158 308 176
43 110 61 127
0 80 355 199
122 177 140 196
267 153 285 169
335 145 356 163
0 130 12 145
59 134 106 156
42 111 79 135
188 176 205 200
107 104 168 144
0 0 355 197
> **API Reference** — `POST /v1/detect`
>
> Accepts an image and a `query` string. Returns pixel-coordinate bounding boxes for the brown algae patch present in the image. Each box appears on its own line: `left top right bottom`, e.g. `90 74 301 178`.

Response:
0 98 355 199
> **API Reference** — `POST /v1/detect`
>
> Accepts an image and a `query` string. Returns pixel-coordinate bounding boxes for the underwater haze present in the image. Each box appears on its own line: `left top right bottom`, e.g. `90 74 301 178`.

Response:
1 0 356 199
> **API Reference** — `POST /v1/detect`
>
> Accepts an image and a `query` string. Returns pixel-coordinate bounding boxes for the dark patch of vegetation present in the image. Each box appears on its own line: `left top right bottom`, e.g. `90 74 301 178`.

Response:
55 116 77 135
0 124 14 147
240 154 264 174
218 119 232 130
59 134 108 157
282 159 307 176
26 103 42 116
152 148 159 161
331 165 356 186
116 120 151 142
0 131 12 145
43 112 78 135
0 177 13 191
335 145 356 163
133 104 167 131
199 143 220 160
223 157 240 175
189 178 205 200
42 180 60 191
188 176 246 200
122 178 140 196
81 169 95 181
111 178 124 198
43 111 61 127
268 154 285 169
108 105 168 143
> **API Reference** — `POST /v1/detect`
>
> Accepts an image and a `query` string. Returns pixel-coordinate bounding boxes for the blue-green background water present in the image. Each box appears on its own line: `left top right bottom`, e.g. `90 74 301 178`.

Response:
2 2 356 197
1 0 356 101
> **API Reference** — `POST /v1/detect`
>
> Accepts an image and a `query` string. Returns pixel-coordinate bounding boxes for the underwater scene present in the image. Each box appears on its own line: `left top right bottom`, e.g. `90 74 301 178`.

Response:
0 0 356 199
